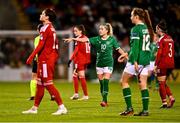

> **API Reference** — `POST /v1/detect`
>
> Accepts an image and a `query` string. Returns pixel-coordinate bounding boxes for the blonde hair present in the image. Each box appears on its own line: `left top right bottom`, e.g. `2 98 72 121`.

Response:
100 23 113 36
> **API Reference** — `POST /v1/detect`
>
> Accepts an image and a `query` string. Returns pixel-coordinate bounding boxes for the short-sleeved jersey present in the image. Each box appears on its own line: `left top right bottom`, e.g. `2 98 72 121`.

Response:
89 36 120 67
128 23 151 66
71 35 91 65
155 34 174 69
150 42 158 61
38 23 59 61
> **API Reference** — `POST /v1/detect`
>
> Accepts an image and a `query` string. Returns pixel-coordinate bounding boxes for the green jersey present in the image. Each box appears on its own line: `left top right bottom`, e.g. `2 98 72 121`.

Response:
128 23 150 65
34 35 40 60
150 42 158 61
89 36 120 67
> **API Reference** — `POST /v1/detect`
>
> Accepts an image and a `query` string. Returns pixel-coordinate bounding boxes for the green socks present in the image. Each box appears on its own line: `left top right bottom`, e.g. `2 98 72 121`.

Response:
30 80 37 97
141 89 149 112
102 79 109 102
123 88 132 110
99 80 104 95
99 79 109 102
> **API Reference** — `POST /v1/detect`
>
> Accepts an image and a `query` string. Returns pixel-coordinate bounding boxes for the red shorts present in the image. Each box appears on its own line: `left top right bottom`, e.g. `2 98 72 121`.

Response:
75 63 87 71
157 68 173 77
37 54 58 86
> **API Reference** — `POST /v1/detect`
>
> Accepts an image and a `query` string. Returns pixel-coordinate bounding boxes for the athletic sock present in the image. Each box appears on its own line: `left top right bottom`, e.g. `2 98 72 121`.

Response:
99 80 104 96
141 89 149 112
122 88 132 110
34 84 44 107
30 79 37 97
159 81 167 104
80 77 88 96
102 79 109 103
46 84 63 106
73 75 79 94
165 83 172 97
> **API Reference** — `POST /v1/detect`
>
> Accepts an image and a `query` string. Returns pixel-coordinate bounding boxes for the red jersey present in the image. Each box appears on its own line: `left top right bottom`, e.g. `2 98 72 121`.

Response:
155 34 174 69
38 23 59 61
70 35 91 65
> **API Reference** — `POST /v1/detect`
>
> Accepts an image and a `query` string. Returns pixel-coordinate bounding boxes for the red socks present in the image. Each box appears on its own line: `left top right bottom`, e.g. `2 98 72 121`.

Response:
80 77 88 96
73 75 79 93
46 84 63 105
159 80 173 104
165 84 172 97
34 84 45 107
34 84 63 107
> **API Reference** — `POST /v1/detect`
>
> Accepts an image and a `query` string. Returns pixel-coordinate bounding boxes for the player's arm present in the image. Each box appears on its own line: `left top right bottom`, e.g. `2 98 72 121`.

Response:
26 31 48 64
64 37 89 43
130 29 140 72
155 41 163 67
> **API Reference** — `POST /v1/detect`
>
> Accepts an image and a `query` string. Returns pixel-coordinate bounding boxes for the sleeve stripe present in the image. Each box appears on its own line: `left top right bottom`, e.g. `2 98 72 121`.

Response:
131 37 140 39
116 47 120 50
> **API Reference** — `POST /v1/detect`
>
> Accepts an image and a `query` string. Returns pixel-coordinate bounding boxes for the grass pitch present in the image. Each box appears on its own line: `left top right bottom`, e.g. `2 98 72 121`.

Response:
0 80 179 122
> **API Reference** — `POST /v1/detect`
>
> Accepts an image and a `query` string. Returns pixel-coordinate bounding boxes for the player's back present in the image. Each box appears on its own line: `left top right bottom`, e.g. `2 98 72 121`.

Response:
157 34 174 68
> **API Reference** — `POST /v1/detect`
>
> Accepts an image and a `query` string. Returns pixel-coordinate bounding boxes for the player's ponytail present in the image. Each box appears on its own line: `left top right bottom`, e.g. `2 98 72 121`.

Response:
144 10 154 41
106 23 113 36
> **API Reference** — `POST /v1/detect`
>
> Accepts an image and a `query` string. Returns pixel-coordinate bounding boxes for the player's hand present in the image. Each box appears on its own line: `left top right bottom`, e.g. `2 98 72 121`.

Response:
67 60 72 67
154 66 157 75
118 53 128 63
63 38 73 43
26 55 34 65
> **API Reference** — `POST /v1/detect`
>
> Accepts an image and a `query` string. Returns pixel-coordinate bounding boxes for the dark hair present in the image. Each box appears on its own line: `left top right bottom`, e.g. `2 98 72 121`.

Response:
132 8 154 41
44 8 56 22
74 24 86 35
157 20 167 32
37 24 43 32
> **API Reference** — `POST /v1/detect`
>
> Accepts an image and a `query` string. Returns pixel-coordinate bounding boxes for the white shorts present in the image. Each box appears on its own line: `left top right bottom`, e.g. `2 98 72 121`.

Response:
149 61 155 71
123 62 149 76
96 67 113 74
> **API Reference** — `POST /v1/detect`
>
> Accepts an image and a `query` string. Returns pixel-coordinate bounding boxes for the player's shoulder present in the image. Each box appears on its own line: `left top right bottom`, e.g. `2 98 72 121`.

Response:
163 34 174 42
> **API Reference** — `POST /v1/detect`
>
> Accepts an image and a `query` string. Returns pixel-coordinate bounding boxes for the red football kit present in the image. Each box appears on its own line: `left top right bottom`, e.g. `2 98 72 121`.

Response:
155 34 175 76
27 23 59 85
70 35 91 71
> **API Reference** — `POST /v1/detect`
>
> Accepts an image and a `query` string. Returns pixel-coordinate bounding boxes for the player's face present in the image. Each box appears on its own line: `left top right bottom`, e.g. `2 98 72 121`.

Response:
130 11 136 24
99 25 108 36
40 10 48 22
73 27 82 37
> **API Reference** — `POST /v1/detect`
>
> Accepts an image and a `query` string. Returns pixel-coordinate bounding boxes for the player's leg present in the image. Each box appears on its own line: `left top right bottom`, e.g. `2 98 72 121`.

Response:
134 67 149 116
22 80 45 114
29 73 37 100
70 68 79 100
165 69 175 108
96 67 104 97
100 67 113 107
29 60 38 100
119 62 134 116
45 56 67 115
157 68 168 108
78 65 88 100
